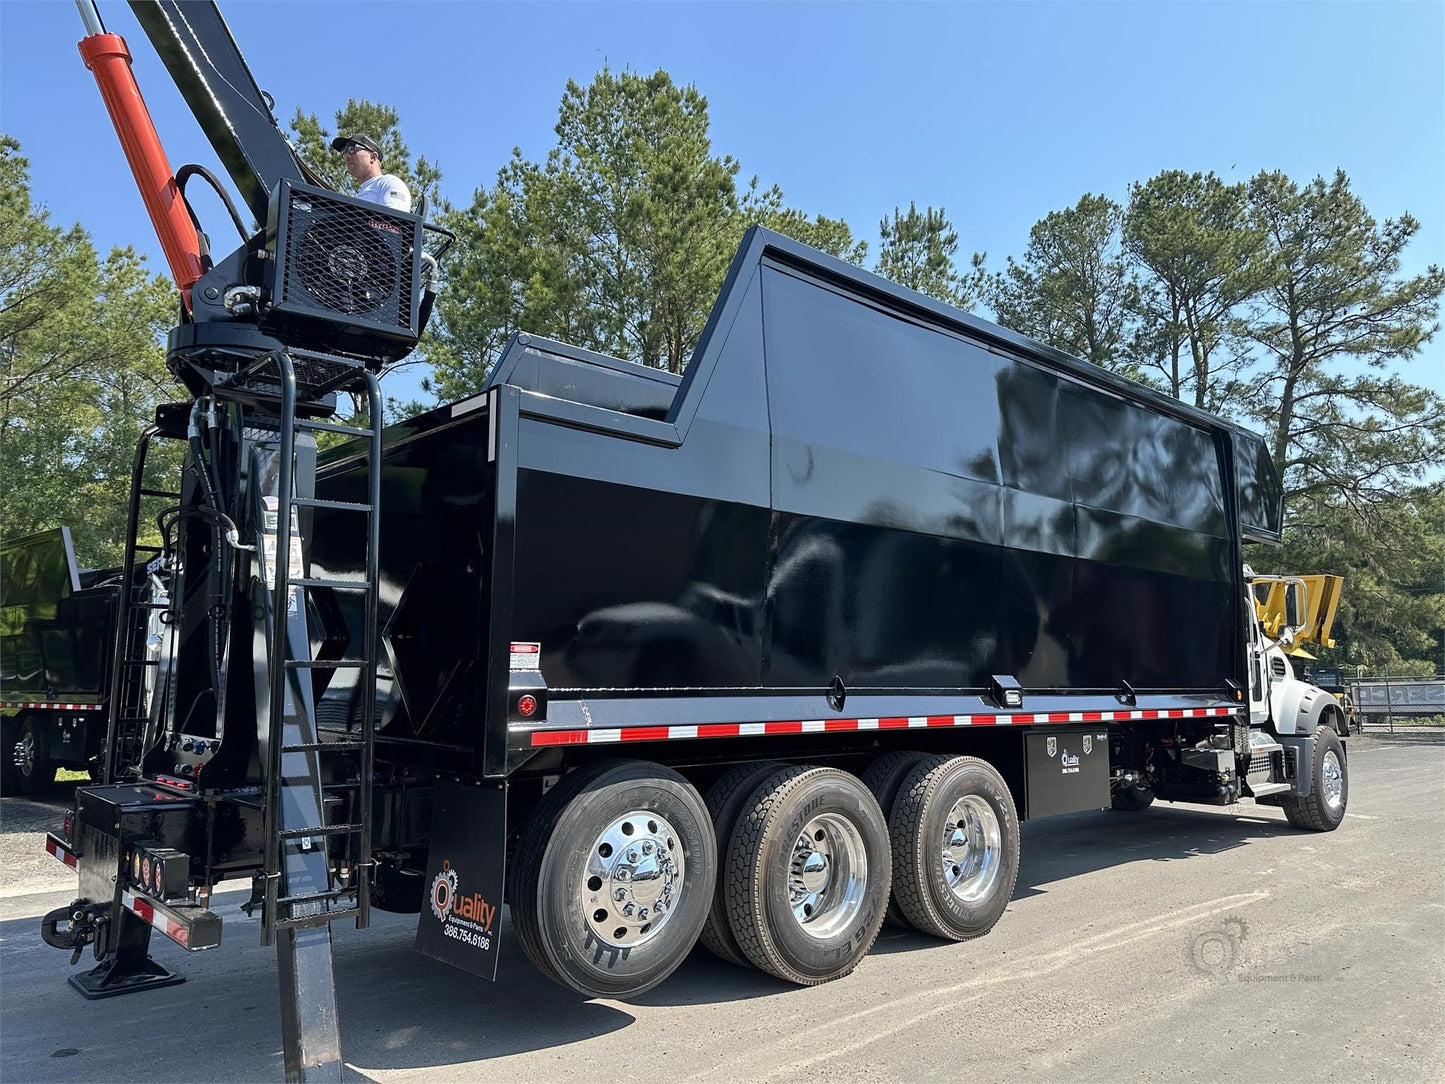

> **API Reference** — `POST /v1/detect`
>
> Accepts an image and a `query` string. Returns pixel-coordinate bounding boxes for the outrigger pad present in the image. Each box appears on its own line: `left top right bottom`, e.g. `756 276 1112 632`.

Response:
68 955 183 1000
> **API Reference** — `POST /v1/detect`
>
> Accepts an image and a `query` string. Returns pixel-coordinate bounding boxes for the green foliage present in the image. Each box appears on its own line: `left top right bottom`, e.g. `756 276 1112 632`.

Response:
987 194 1140 374
430 68 864 396
1243 169 1445 498
0 135 180 567
874 202 984 309
1123 170 1267 412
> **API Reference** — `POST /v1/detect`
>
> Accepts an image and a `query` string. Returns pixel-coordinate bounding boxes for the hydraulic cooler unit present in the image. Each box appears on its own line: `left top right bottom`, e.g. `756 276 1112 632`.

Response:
262 179 423 362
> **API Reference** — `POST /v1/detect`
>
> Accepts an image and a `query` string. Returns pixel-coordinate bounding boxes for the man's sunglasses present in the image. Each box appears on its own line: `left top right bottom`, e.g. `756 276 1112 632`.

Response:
342 144 371 157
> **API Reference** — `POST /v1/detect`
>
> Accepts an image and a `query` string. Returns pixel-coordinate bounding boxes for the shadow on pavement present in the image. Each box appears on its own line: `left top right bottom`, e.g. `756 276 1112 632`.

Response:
1010 803 1290 901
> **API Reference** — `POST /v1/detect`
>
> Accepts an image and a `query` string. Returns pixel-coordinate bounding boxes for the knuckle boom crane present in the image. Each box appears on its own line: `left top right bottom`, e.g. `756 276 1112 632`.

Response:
44 2 447 1078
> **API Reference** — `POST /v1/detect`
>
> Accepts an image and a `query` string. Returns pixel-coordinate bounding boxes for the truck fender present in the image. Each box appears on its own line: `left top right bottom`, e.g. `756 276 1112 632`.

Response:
1272 678 1337 737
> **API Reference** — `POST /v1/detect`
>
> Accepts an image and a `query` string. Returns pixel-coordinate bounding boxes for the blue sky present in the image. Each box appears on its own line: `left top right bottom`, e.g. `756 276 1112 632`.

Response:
2 0 1442 407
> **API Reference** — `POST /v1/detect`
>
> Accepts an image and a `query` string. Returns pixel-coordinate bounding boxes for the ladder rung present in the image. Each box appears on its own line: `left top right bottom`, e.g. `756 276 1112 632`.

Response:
282 741 365 754
138 488 182 500
277 823 363 840
121 659 159 668
276 887 357 909
290 496 372 513
293 577 369 592
272 907 360 932
132 543 164 553
295 418 374 438
285 658 371 670
130 601 170 611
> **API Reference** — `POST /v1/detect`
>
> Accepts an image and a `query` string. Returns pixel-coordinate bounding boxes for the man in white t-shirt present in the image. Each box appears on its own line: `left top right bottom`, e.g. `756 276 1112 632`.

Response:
331 133 412 211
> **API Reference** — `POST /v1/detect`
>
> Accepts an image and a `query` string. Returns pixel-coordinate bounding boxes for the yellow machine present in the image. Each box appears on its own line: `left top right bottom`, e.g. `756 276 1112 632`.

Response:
1254 574 1345 657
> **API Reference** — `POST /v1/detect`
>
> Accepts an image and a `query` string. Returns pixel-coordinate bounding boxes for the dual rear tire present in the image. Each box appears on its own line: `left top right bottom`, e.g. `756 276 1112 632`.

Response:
885 756 1020 941
515 752 1019 998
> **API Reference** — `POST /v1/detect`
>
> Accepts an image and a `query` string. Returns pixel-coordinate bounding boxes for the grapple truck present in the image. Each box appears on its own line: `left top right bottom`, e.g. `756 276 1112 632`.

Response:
40 2 1351 1079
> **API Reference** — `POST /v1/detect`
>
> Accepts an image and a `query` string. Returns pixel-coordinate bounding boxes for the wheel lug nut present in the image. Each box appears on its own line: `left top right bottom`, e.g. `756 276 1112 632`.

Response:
614 888 627 902
637 907 648 919
641 841 654 855
615 868 630 881
627 849 639 863
623 903 635 916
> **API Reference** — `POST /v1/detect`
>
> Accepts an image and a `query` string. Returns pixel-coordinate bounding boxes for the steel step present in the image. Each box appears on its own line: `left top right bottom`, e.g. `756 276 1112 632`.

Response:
1250 782 1293 797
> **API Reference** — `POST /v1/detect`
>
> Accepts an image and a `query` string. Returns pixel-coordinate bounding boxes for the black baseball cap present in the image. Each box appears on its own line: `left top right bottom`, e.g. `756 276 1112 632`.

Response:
331 133 382 156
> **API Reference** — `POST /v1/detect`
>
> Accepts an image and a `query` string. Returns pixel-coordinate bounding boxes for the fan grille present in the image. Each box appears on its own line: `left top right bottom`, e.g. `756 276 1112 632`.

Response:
279 191 414 328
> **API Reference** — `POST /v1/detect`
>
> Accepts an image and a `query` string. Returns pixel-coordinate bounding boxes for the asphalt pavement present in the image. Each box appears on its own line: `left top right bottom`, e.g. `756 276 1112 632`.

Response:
2 735 1441 1083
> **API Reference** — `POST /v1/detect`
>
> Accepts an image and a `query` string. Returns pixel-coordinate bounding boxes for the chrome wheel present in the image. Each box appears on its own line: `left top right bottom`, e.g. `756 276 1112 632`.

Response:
13 726 37 780
788 812 868 939
583 810 685 949
940 793 1003 903
1321 750 1344 812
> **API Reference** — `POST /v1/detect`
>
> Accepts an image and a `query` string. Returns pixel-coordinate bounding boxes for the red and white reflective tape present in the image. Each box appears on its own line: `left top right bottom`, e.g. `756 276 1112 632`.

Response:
46 836 78 869
122 890 191 949
529 705 1237 747
0 701 100 711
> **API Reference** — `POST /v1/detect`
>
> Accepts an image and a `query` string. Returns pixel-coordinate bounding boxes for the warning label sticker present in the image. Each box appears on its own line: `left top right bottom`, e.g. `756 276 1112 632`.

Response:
509 642 540 671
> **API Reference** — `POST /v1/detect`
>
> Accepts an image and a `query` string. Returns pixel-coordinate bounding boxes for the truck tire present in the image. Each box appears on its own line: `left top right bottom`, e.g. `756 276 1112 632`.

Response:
888 755 1020 942
724 766 891 985
1279 728 1348 832
1110 782 1155 811
2 716 54 795
861 750 934 928
699 761 785 967
512 759 716 998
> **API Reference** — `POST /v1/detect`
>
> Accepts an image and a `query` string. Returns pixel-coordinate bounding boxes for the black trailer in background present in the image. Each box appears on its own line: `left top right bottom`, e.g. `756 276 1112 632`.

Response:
0 528 120 792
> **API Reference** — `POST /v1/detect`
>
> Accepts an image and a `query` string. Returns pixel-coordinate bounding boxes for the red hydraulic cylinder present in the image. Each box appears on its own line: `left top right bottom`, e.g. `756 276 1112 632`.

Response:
78 32 204 309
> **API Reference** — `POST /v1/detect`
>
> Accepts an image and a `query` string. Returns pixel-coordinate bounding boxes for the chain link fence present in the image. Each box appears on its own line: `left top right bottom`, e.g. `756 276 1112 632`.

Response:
1305 669 1445 734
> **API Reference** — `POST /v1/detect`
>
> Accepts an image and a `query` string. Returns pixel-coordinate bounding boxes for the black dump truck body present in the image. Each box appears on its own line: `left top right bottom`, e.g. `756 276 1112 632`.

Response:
312 229 1281 781
1 528 122 791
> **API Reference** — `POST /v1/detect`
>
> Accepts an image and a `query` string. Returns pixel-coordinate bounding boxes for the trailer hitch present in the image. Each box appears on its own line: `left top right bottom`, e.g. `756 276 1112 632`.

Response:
41 899 108 965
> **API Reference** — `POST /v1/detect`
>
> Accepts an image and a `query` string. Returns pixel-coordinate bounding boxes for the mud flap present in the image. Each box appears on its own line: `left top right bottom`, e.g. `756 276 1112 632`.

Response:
414 779 506 979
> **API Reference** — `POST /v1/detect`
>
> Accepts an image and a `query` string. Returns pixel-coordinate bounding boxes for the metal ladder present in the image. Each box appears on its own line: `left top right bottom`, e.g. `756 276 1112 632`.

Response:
219 348 383 941
104 424 183 783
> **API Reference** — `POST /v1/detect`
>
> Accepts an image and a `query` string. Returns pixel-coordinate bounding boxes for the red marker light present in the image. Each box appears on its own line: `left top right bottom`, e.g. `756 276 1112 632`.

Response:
518 695 537 717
